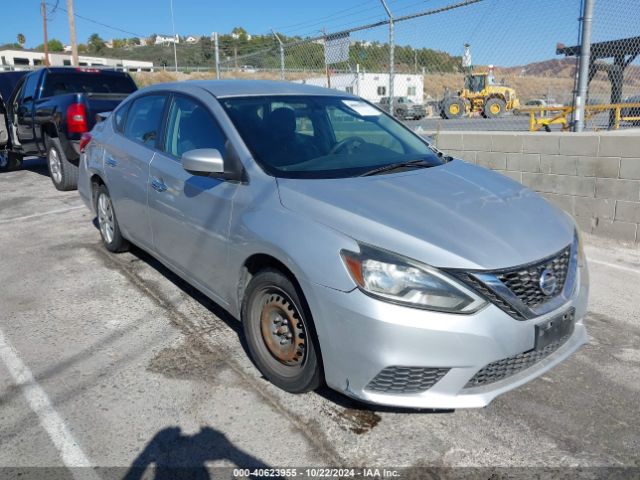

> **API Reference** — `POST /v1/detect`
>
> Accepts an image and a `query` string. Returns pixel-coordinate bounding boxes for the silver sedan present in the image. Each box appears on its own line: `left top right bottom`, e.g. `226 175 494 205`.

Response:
78 80 589 409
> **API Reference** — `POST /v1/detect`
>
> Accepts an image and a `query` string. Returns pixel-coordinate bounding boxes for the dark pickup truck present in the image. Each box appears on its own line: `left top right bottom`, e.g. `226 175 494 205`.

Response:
0 67 137 190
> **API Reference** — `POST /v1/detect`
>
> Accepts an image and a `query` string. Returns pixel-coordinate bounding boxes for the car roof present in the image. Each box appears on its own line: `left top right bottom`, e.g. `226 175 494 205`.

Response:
141 79 357 98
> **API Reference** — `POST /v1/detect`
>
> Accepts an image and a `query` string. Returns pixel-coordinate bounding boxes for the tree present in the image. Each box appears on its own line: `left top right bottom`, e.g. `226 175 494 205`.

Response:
35 39 64 52
112 38 126 49
78 43 88 53
16 33 26 46
87 33 106 53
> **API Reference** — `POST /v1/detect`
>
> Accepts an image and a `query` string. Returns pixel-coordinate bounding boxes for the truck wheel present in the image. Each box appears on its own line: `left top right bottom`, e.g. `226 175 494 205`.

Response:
46 137 78 191
95 183 129 253
483 98 506 119
443 98 465 119
241 268 322 394
0 152 22 172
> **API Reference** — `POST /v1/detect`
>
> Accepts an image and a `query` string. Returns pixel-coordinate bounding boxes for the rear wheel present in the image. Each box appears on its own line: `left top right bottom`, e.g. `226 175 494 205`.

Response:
46 137 78 191
95 184 129 253
483 97 506 119
443 98 465 119
242 269 322 393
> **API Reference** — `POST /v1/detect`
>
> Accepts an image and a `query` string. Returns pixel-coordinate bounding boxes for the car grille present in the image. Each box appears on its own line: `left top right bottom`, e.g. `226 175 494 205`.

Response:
366 366 449 394
464 334 571 388
455 273 527 321
451 244 573 320
497 246 571 309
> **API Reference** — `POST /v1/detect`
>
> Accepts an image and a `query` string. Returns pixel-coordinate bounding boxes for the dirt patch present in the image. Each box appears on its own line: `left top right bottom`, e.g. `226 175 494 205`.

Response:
148 335 228 383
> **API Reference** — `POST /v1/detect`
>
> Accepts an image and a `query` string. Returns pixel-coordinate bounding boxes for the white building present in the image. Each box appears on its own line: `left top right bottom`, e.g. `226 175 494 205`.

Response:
155 34 179 46
185 35 201 44
0 49 154 72
299 71 424 104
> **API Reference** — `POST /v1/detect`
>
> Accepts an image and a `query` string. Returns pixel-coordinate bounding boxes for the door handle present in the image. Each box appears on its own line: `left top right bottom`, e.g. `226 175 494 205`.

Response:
150 177 167 192
105 156 118 167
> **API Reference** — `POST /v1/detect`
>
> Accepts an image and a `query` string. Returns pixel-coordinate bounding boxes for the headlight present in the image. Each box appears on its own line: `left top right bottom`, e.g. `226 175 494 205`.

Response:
341 245 487 313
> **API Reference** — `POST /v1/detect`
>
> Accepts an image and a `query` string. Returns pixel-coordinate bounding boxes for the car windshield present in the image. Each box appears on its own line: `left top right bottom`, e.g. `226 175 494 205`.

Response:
220 95 442 179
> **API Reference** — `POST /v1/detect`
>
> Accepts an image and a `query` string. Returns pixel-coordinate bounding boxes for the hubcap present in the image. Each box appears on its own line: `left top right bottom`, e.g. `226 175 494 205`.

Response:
450 104 460 114
259 292 306 366
48 149 62 184
97 193 115 244
490 103 501 114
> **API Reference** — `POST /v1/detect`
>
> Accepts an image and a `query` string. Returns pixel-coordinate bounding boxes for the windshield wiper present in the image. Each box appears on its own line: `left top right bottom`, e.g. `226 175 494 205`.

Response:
359 159 434 177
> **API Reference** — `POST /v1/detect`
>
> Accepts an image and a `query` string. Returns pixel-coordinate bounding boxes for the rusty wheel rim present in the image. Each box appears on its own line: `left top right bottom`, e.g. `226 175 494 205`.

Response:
259 290 306 366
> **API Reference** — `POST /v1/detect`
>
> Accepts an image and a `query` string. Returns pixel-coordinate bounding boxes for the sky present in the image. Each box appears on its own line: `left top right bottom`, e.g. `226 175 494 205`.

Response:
2 0 637 67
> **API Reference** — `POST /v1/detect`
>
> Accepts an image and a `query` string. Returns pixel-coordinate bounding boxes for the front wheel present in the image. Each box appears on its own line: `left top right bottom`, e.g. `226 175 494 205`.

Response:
47 137 78 191
483 98 506 119
95 184 129 253
242 269 322 393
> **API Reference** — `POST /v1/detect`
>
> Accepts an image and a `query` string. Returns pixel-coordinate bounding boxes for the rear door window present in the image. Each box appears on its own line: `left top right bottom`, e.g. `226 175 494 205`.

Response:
123 95 166 147
21 73 40 101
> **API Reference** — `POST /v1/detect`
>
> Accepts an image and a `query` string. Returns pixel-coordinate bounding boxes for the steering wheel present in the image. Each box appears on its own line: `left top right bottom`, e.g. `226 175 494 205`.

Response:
329 136 366 155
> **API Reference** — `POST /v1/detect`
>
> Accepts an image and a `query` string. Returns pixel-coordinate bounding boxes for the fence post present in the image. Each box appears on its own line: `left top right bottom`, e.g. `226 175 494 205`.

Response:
213 32 220 80
272 30 285 80
380 0 395 117
574 0 595 132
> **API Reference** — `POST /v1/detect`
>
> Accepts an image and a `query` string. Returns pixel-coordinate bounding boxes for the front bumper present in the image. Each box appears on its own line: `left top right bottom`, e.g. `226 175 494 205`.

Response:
303 264 588 409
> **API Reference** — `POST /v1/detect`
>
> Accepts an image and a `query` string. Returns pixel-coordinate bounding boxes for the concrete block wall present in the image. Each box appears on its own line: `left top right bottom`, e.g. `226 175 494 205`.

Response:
431 131 640 244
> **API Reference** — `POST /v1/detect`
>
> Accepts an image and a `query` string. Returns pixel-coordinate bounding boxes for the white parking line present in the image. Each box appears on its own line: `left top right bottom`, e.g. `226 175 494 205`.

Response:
0 205 85 225
590 258 640 275
0 328 99 478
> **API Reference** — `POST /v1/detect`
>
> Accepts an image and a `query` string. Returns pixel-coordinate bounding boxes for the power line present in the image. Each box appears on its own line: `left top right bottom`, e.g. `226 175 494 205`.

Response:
45 2 145 38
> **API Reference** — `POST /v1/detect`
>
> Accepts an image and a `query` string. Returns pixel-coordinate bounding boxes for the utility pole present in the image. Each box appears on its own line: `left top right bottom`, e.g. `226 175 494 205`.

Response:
66 0 79 66
213 32 220 79
41 0 50 67
379 0 394 116
322 28 331 88
272 30 285 80
169 0 178 71
574 0 595 132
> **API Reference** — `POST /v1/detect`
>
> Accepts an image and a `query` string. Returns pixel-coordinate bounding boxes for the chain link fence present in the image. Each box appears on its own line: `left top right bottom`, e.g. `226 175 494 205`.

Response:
212 0 639 133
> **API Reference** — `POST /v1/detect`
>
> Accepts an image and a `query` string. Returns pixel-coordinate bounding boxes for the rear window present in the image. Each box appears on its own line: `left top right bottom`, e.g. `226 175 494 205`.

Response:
42 72 136 97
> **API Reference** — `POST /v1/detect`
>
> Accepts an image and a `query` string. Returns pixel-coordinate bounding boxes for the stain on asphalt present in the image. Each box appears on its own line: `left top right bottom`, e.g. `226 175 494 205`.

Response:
148 336 228 383
321 404 381 434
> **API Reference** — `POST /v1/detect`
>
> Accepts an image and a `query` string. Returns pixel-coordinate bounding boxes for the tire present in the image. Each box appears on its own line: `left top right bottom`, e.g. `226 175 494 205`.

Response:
46 137 78 191
241 268 322 393
443 98 465 119
483 97 506 119
0 152 22 172
95 184 129 253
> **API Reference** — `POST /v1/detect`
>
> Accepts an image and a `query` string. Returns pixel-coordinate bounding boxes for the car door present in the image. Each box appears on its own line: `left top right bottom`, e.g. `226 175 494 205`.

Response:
104 93 168 250
148 93 238 304
15 72 40 151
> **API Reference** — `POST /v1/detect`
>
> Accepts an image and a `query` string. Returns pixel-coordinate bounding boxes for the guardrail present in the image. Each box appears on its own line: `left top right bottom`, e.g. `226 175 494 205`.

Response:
524 103 640 131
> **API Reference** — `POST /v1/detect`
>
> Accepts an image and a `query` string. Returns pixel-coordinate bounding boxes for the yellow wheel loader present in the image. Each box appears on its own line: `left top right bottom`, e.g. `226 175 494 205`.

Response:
440 71 519 119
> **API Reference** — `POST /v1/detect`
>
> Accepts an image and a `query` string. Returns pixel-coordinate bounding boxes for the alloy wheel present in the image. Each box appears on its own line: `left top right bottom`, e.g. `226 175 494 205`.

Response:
97 193 115 244
48 148 62 184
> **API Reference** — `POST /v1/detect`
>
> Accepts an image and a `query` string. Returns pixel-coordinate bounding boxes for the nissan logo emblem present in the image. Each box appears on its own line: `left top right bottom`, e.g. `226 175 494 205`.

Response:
539 268 558 296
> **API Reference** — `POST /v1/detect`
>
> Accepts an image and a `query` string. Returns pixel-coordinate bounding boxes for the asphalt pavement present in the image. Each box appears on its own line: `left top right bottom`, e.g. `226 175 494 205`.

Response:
1 158 639 477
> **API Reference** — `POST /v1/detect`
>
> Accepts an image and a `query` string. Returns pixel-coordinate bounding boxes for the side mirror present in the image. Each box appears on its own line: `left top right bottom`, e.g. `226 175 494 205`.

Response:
181 148 224 174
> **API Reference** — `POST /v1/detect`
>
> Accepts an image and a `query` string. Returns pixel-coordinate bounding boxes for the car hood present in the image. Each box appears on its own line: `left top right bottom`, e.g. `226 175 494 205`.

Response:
276 160 575 270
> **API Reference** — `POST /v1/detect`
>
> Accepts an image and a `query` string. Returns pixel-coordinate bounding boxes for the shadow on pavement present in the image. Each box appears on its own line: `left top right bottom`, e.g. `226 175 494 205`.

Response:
123 426 276 480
